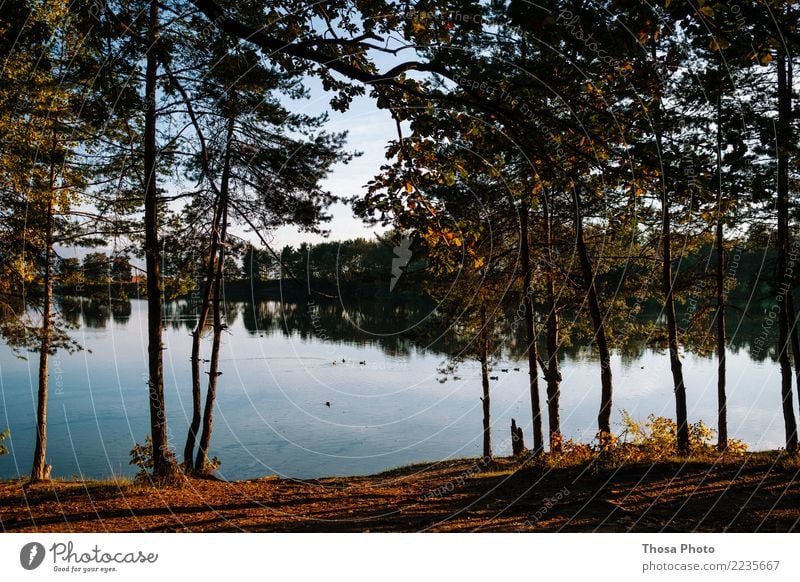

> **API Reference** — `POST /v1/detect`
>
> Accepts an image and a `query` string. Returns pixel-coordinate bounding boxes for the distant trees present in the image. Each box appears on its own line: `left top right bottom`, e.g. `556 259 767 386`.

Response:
242 245 277 282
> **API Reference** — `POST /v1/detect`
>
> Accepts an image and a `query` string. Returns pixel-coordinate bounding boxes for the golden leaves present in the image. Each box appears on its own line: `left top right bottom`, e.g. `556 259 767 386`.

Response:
698 5 716 17
709 37 730 51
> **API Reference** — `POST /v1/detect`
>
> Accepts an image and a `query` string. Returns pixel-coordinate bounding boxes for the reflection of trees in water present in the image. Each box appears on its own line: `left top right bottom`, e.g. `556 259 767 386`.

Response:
57 296 132 329
161 298 239 332
239 294 442 357
52 294 779 363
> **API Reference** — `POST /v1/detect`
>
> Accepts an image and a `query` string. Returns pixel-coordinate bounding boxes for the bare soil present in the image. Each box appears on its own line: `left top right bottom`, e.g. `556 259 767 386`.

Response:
1 453 798 532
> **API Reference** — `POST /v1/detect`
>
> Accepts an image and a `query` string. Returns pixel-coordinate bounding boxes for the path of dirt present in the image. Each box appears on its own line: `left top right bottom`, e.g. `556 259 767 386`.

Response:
2 454 798 532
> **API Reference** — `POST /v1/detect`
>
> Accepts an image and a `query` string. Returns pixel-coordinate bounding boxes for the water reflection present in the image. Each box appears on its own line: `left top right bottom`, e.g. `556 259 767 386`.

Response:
54 292 780 364
0 292 788 480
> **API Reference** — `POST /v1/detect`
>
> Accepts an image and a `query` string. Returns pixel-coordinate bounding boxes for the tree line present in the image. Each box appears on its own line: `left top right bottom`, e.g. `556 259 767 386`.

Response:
1 0 799 482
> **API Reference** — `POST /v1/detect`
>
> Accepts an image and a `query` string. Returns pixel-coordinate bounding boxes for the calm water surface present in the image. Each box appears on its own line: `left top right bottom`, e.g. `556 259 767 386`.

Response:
0 297 789 480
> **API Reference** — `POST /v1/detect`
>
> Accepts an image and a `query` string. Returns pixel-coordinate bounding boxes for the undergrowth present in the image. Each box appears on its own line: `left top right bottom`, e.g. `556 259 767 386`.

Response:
520 411 750 473
129 436 187 488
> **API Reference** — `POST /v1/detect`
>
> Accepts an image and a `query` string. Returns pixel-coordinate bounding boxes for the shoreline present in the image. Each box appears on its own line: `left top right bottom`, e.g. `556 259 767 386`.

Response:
2 451 799 532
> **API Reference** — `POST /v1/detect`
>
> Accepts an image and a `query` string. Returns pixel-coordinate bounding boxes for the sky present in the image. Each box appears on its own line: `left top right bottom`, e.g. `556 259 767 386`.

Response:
58 75 398 263
266 37 426 249
269 88 395 248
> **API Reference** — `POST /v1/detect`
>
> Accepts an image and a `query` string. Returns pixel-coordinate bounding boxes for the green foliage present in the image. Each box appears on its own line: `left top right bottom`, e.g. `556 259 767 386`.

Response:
129 436 186 487
81 252 111 284
129 436 154 481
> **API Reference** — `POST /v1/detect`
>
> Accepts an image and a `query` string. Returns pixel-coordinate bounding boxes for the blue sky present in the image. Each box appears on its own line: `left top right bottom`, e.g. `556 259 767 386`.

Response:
269 87 395 248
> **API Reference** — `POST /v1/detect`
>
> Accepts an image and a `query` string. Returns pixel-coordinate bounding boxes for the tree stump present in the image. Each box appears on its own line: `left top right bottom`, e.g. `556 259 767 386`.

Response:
511 418 525 456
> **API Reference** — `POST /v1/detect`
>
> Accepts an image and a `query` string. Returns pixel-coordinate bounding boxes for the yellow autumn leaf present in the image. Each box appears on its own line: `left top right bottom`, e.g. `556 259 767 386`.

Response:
709 37 730 51
405 181 413 193
760 53 773 66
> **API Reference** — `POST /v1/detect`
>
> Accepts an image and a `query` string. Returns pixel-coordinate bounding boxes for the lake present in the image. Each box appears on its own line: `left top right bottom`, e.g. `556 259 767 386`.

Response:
0 295 790 480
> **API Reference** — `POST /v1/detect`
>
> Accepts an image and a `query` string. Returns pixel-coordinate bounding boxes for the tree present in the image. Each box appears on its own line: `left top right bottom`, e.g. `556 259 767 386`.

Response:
0 0 104 481
82 252 110 284
58 257 83 288
242 244 274 281
163 6 355 471
142 0 170 478
111 254 132 284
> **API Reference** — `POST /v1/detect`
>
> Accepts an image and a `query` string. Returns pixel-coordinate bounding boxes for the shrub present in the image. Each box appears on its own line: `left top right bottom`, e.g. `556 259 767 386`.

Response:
201 455 221 475
619 411 747 460
0 428 9 456
129 436 155 480
129 436 186 487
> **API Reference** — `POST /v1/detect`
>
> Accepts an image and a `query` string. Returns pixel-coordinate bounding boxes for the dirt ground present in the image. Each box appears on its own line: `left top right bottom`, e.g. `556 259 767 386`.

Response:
1 453 798 532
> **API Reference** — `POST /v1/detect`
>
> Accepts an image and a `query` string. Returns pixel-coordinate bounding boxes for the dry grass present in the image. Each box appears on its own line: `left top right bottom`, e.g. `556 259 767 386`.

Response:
1 451 798 533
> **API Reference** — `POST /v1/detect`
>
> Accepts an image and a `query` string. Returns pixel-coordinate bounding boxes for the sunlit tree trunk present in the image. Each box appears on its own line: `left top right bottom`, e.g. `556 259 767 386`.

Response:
31 143 56 482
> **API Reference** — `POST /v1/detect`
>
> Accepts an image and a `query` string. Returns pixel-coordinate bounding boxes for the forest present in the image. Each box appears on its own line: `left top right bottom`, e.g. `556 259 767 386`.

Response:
1 0 800 534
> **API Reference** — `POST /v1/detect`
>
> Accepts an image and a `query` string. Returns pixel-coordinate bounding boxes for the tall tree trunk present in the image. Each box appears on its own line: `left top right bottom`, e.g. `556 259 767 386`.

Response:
649 40 689 456
573 188 613 443
715 220 728 451
776 53 798 451
715 97 728 452
661 186 690 455
31 151 56 482
194 225 225 473
143 0 169 476
519 203 543 454
195 115 234 473
542 191 561 452
479 304 492 459
184 195 222 469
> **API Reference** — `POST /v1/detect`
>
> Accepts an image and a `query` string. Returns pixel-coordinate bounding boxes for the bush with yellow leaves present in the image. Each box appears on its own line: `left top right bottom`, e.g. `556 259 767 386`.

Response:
619 411 748 460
